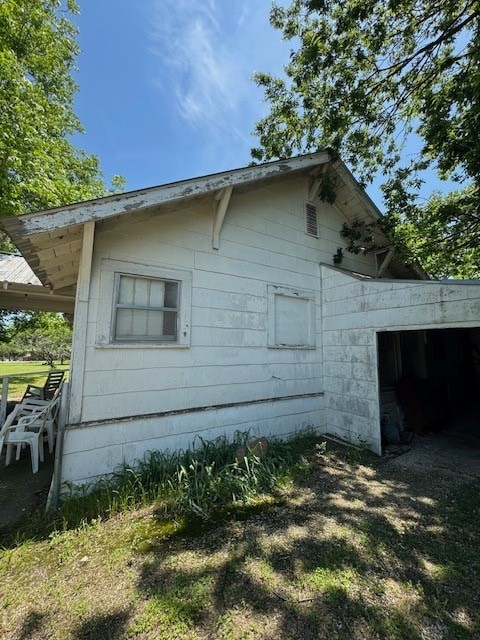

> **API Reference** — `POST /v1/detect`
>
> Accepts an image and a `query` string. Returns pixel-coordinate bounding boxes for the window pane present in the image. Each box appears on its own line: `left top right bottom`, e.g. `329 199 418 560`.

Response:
162 311 177 337
132 308 148 336
146 310 164 336
116 308 177 340
118 276 135 305
116 308 134 337
115 274 180 342
116 308 148 337
150 279 165 306
164 281 178 309
133 277 149 306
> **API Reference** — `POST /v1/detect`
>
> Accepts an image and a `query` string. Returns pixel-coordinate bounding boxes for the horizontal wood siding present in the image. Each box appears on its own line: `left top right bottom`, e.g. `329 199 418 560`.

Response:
62 395 324 485
79 177 377 428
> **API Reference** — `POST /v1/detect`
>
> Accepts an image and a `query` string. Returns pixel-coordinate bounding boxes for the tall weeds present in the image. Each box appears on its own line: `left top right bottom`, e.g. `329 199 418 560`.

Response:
60 429 318 524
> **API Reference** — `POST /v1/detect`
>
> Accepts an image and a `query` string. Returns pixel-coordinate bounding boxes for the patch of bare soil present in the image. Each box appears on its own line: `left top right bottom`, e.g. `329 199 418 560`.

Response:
0 450 54 530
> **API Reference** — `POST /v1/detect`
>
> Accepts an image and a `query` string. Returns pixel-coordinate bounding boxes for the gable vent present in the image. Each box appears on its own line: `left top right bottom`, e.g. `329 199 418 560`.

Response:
305 202 318 237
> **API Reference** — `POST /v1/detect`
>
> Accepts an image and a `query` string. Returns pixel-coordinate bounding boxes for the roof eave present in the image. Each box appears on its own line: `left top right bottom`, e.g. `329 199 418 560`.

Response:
0 151 331 241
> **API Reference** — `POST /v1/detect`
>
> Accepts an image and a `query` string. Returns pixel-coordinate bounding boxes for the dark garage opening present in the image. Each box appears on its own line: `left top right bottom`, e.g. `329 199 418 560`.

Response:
377 328 480 450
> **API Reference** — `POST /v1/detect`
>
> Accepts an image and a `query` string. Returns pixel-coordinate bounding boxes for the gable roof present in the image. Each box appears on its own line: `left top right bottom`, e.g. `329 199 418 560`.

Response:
0 151 425 296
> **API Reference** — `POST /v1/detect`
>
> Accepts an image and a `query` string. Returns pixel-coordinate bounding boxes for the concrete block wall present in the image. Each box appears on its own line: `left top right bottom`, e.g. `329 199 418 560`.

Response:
321 264 480 454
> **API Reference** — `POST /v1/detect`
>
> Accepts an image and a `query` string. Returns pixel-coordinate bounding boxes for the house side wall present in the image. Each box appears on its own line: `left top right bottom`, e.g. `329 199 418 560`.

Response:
321 264 480 453
62 176 379 485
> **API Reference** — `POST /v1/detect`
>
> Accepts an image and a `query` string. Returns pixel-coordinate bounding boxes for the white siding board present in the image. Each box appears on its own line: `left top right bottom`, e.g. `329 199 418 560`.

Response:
95 236 196 269
320 264 480 454
65 178 395 484
192 271 269 296
192 288 267 314
194 252 319 290
220 224 323 264
323 345 372 363
81 378 323 422
82 362 322 397
67 395 324 456
190 326 266 347
194 244 319 281
84 345 321 372
231 200 303 232
192 307 267 331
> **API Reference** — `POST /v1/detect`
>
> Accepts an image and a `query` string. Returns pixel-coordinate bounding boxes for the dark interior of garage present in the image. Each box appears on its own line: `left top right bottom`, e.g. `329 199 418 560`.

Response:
377 328 480 449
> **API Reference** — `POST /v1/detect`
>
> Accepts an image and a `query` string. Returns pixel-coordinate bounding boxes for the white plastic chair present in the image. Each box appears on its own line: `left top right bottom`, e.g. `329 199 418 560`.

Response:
0 402 45 448
2 408 49 473
0 383 63 456
20 394 61 453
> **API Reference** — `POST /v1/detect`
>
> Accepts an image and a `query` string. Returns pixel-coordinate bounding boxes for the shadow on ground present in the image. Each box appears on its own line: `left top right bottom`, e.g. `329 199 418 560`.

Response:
0 448 54 530
9 435 480 640
130 437 480 639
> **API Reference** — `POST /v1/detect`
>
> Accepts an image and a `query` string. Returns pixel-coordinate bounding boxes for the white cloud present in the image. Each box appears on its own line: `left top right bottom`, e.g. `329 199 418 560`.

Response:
148 0 289 147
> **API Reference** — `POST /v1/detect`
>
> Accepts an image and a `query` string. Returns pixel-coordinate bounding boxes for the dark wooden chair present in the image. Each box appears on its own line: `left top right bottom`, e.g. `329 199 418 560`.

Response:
22 370 65 401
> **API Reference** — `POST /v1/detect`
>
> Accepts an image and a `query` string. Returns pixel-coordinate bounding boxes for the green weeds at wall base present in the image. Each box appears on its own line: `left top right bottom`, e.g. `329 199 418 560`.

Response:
58 430 318 530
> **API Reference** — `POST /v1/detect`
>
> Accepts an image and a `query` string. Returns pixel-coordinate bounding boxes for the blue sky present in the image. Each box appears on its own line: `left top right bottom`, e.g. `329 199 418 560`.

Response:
72 1 452 208
73 1 290 192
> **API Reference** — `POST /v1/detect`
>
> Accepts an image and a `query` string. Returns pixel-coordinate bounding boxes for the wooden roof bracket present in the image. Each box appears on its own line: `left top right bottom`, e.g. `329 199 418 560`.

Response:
212 185 233 250
308 165 327 202
376 248 394 277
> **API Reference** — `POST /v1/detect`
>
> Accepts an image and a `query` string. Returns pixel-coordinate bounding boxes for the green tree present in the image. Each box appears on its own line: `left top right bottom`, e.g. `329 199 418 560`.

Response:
0 0 124 230
12 312 72 365
253 0 480 278
0 0 125 336
0 310 40 343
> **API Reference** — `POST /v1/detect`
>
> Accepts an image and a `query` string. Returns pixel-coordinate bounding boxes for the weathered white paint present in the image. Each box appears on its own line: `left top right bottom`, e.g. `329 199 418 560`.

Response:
321 264 480 453
59 174 382 485
267 285 316 349
52 171 480 487
67 221 95 424
308 178 322 203
4 153 331 238
376 249 394 277
62 395 325 485
212 185 233 249
4 150 420 299
94 259 192 348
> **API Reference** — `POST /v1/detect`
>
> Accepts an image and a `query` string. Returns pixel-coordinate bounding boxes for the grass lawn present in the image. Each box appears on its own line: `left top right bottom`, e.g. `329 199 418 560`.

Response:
0 361 69 400
0 439 479 639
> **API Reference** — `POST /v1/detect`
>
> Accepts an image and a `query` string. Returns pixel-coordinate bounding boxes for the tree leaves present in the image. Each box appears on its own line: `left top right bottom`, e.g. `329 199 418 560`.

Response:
253 0 480 277
0 0 123 227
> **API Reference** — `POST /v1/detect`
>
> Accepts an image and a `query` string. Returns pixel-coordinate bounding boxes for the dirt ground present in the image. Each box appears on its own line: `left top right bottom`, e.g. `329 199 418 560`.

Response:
0 449 54 530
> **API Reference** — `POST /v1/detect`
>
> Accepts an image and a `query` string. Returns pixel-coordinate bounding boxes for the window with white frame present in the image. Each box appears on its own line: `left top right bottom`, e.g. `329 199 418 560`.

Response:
267 285 316 349
113 274 179 342
95 259 192 348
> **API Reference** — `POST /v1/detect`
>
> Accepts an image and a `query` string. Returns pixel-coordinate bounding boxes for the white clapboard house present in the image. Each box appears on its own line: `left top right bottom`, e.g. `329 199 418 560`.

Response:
2 151 480 488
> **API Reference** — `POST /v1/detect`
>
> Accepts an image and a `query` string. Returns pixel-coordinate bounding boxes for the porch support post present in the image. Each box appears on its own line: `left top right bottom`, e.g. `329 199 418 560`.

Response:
67 221 95 425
